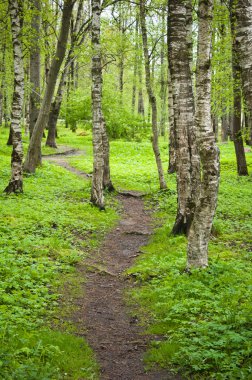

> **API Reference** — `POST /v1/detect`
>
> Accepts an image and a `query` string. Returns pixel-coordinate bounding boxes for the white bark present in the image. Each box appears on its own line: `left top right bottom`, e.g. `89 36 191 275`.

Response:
187 0 220 268
168 0 200 235
4 0 24 194
91 0 105 209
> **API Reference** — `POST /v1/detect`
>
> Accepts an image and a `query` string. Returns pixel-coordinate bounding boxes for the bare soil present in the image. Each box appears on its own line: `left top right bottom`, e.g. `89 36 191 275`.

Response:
45 151 181 380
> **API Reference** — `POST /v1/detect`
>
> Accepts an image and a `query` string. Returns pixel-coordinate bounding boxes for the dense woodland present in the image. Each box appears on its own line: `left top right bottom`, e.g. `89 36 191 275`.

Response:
0 0 252 379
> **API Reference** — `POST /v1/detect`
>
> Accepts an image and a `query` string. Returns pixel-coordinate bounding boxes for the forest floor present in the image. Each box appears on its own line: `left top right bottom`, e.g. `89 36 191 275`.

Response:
46 151 180 380
1 126 251 379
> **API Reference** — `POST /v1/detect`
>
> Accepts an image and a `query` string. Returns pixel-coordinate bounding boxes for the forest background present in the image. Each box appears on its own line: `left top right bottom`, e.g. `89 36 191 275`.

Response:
0 0 251 379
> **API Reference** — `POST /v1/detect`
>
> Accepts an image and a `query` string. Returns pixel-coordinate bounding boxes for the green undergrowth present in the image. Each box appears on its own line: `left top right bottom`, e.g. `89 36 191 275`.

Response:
66 131 169 192
127 143 252 379
0 127 117 379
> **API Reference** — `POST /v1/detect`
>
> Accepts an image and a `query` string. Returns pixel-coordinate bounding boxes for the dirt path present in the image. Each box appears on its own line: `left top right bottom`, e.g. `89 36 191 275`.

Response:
45 151 180 380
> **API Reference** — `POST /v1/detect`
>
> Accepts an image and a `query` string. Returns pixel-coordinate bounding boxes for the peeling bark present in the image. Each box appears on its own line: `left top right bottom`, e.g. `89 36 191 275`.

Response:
187 0 220 268
91 0 105 209
4 0 24 194
139 0 166 190
168 0 200 235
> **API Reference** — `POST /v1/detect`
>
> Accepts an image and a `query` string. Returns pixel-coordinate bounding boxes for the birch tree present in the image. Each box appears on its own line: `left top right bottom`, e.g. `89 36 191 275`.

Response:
24 0 75 173
159 6 167 137
91 0 105 208
187 0 220 268
46 0 86 148
230 0 248 176
233 0 252 151
29 0 41 138
139 0 166 190
168 0 200 235
4 0 24 194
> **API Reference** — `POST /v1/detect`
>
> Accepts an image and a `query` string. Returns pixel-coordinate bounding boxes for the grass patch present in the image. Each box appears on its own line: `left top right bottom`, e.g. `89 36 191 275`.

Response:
0 126 117 379
127 143 252 379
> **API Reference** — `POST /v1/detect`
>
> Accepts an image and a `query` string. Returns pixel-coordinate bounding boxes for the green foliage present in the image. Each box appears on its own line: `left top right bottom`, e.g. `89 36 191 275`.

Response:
62 88 151 140
0 127 117 379
0 329 98 380
127 143 252 379
68 135 169 192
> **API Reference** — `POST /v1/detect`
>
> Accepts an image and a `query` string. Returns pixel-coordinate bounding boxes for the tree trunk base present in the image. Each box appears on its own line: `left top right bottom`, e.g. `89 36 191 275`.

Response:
45 141 58 148
171 213 190 236
238 168 248 176
90 196 105 211
4 180 23 194
104 182 115 192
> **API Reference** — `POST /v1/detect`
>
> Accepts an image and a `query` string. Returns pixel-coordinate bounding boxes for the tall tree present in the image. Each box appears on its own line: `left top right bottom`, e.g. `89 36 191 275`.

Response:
187 0 220 268
159 5 167 137
139 0 166 190
168 0 200 235
91 0 105 208
131 17 138 113
29 0 41 137
167 9 175 174
24 0 75 173
235 0 252 135
4 0 25 194
137 49 145 116
46 0 86 148
230 0 248 176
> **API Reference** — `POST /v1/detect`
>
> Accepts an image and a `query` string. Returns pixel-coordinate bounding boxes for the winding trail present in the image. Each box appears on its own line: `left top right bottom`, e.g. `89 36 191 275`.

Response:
45 149 180 380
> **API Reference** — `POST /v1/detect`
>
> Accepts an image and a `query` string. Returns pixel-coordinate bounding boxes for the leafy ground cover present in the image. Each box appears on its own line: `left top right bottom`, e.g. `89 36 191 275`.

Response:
56 126 252 378
126 144 252 379
0 127 117 379
1 125 252 379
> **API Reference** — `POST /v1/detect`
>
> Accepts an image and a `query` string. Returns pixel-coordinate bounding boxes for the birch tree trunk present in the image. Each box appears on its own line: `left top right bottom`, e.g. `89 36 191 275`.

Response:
132 18 138 114
159 6 166 137
24 0 74 173
102 118 114 192
230 3 248 175
187 0 220 268
29 0 41 138
234 0 252 145
45 68 68 148
167 8 176 174
139 0 166 189
0 41 5 125
91 0 105 209
167 66 176 173
137 62 145 116
137 33 145 117
230 0 249 175
4 0 24 194
168 0 200 235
